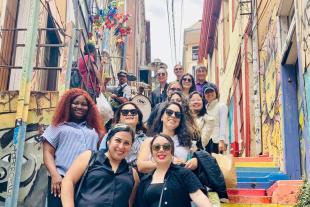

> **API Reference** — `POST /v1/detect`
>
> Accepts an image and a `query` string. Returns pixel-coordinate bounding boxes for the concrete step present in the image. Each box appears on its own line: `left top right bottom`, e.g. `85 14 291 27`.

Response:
237 181 274 189
234 157 273 162
237 171 285 177
228 195 272 204
235 162 277 168
237 167 280 172
227 188 266 196
238 173 290 182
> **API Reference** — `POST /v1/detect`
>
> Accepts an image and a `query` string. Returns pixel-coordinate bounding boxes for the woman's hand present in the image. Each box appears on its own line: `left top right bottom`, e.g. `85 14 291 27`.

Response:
218 140 226 153
185 158 198 170
173 156 185 165
51 173 62 197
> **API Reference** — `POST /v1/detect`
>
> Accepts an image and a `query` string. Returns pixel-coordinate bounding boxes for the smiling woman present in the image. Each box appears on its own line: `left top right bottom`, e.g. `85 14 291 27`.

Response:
42 88 105 207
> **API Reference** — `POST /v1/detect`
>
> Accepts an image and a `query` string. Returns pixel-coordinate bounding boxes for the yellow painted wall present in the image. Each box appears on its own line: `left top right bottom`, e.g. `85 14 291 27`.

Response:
0 91 58 205
258 1 284 170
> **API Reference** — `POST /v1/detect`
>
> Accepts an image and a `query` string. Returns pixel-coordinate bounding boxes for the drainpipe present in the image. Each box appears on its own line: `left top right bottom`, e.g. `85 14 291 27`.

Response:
4 1 40 207
251 0 262 155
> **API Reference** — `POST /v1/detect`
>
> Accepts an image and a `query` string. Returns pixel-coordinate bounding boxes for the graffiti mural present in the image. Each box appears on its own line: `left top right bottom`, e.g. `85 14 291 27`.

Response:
259 12 284 168
0 91 57 206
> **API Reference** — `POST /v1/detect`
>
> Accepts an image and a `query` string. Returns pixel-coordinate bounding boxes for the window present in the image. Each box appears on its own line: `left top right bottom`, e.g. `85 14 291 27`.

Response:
192 46 199 60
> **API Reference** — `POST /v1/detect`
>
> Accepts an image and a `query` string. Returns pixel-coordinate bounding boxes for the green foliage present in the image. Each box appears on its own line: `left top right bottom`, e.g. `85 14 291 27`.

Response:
295 180 310 207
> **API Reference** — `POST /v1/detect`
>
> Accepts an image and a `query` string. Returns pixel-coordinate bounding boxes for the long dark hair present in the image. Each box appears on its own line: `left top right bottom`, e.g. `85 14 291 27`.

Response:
179 73 196 94
189 91 206 118
148 102 192 147
113 102 146 133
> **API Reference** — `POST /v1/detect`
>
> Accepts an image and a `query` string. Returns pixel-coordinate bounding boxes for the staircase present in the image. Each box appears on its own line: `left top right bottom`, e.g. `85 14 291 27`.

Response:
221 157 303 207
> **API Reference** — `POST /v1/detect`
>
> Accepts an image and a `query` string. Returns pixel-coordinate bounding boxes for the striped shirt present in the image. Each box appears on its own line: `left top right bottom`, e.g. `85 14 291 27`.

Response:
42 122 99 176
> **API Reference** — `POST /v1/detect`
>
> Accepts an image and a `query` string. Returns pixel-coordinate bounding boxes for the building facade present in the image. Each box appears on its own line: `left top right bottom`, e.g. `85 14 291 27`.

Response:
199 0 310 179
183 20 201 75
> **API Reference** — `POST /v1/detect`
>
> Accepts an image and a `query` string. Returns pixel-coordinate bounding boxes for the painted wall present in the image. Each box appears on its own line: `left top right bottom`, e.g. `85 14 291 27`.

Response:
0 91 58 206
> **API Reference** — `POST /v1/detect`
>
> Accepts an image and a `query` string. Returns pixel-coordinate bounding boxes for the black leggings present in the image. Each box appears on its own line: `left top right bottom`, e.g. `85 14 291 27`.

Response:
47 176 63 207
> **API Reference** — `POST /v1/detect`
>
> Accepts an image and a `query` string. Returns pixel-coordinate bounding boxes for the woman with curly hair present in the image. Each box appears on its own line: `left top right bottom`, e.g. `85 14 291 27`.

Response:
100 102 147 167
179 73 196 97
42 88 105 207
137 102 199 173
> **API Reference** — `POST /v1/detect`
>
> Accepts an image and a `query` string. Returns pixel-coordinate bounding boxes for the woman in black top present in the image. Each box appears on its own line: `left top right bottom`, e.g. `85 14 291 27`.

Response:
135 134 212 207
61 124 139 207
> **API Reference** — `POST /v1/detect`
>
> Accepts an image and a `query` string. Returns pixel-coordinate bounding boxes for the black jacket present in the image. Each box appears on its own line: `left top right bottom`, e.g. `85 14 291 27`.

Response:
193 151 228 199
150 83 168 107
134 164 203 207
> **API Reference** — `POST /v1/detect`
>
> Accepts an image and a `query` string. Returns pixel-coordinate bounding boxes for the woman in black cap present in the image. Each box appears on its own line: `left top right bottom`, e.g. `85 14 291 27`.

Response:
61 124 139 207
203 82 228 154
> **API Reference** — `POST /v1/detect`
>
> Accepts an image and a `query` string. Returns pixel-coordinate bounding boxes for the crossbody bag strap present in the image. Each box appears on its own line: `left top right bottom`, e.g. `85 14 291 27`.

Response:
74 151 96 201
158 174 170 207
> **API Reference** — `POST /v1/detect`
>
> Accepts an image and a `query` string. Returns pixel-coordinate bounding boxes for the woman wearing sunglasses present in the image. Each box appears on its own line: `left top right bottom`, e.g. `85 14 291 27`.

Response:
135 134 212 207
137 102 197 173
61 124 139 207
179 73 196 97
100 102 147 167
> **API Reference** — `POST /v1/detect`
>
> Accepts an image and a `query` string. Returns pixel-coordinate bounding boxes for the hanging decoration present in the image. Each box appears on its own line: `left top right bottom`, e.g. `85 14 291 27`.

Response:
88 0 131 46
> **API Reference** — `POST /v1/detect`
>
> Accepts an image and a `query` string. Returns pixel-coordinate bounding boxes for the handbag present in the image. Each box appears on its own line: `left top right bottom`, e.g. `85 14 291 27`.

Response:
212 153 237 188
74 151 96 201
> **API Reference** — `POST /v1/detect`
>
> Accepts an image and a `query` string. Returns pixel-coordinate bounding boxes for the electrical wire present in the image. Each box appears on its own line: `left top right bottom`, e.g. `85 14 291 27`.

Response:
178 0 184 63
171 0 177 63
166 0 174 64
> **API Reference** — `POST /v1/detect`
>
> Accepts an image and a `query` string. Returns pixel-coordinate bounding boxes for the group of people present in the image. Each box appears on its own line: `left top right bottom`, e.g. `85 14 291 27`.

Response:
43 47 229 206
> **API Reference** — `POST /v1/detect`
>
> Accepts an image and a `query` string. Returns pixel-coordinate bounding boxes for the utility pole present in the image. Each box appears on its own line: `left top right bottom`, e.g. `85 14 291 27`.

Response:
4 0 40 206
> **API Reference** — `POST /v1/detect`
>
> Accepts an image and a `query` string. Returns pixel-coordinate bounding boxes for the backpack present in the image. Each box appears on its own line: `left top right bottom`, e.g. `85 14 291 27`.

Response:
70 68 82 88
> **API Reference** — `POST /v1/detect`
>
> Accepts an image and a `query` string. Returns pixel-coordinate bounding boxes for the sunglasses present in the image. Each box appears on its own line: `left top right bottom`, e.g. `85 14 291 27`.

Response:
174 67 183 71
120 109 138 116
170 87 182 92
157 73 166 77
165 108 182 119
182 78 192 82
152 143 172 151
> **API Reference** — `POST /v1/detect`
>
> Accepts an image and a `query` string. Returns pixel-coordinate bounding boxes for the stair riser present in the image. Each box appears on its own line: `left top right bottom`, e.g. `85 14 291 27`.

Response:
237 182 273 189
238 175 290 182
237 167 280 172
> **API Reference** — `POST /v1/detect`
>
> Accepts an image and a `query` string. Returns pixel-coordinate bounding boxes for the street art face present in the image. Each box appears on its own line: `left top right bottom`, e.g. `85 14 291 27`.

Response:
0 124 46 204
259 14 284 168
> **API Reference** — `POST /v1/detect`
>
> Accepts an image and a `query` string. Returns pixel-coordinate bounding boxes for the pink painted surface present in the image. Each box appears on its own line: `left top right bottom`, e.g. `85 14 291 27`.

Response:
228 188 266 196
266 180 302 204
234 157 273 162
229 195 272 204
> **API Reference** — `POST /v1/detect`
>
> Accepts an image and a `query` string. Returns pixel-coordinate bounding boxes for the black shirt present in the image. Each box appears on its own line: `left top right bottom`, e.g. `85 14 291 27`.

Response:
76 150 134 207
135 164 203 207
145 183 164 207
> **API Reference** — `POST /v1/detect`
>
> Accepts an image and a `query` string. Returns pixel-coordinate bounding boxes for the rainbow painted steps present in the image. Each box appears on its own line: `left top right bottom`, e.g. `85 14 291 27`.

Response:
223 156 302 206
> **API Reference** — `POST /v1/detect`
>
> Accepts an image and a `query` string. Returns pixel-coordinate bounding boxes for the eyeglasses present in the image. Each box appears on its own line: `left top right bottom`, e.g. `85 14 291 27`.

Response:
174 67 183 71
120 109 138 116
182 78 192 82
169 87 182 92
157 73 166 77
165 108 182 119
152 143 172 151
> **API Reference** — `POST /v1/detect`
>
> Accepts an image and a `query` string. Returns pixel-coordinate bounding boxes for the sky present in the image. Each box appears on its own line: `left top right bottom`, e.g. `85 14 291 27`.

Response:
145 0 204 81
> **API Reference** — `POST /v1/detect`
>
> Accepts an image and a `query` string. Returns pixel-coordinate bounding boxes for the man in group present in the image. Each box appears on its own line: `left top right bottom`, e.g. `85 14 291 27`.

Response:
78 43 102 98
150 67 169 107
173 64 184 81
195 65 209 95
109 70 132 111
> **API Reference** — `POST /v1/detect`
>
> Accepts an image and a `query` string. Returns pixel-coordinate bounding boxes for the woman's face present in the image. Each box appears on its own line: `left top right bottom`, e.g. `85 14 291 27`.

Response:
70 95 88 120
181 75 193 90
204 90 217 103
170 94 182 104
119 104 139 128
189 93 203 113
107 131 133 161
151 136 173 164
161 104 181 131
